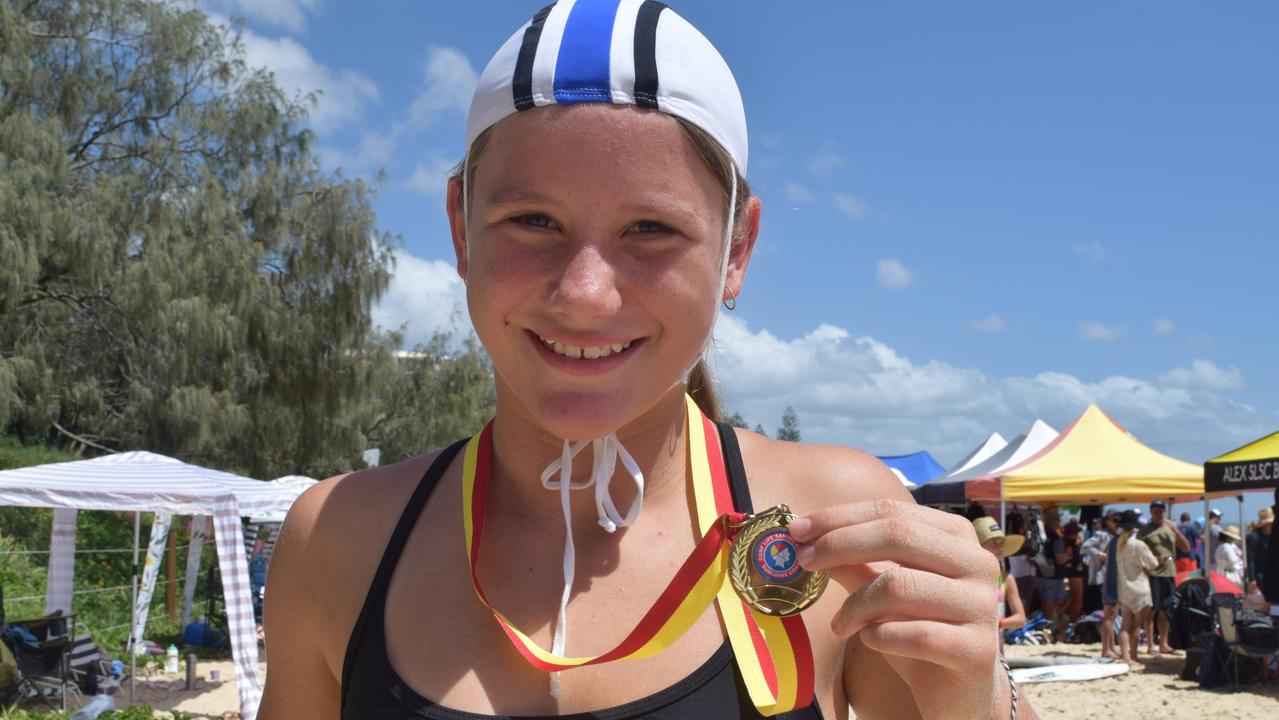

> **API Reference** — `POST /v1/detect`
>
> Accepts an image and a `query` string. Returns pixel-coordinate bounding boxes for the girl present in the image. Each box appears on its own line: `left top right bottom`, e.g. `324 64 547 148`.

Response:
260 2 1026 718
972 517 1028 649
1115 511 1164 666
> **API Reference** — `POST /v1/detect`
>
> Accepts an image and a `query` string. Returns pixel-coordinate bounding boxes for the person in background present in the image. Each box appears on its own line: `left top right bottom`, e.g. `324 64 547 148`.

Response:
1061 520 1086 622
1207 508 1224 543
1246 506 1272 589
1215 525 1245 587
1081 510 1117 645
973 517 1027 650
1176 511 1201 571
1036 508 1070 641
1006 511 1038 616
1136 499 1188 656
1266 489 1279 604
1116 510 1162 668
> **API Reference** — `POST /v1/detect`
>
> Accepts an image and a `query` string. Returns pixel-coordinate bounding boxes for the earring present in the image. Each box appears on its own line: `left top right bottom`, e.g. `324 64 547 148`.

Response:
722 288 737 311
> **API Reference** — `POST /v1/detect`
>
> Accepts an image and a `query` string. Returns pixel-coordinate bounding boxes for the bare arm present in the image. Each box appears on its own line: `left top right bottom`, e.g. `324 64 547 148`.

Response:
1002 574 1026 631
259 482 343 719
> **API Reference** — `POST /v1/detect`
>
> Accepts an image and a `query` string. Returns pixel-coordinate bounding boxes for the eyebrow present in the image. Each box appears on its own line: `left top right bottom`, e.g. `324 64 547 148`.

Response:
483 188 706 226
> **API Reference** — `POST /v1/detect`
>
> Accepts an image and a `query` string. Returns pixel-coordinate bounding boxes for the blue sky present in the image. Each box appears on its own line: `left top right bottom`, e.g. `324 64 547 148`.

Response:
198 1 1278 521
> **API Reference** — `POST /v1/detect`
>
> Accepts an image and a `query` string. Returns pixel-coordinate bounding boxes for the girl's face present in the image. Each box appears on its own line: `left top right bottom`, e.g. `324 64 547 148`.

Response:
449 104 757 440
982 538 1004 560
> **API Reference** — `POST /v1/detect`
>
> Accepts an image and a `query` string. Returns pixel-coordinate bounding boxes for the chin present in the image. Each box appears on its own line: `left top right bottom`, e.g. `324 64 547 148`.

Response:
503 381 685 442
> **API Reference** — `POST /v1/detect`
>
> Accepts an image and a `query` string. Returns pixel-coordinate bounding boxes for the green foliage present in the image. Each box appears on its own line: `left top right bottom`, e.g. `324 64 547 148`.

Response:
724 412 749 430
777 406 801 442
0 0 498 478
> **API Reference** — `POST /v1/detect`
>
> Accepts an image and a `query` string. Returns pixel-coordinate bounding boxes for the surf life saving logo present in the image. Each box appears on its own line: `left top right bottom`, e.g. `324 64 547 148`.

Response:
753 530 802 583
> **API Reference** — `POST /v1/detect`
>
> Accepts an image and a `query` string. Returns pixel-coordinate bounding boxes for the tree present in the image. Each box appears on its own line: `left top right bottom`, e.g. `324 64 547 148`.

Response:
753 423 765 436
0 1 492 476
724 412 749 429
777 406 801 442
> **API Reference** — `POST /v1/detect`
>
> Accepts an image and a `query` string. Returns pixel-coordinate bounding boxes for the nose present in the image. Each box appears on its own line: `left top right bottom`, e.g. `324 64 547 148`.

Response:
550 243 622 319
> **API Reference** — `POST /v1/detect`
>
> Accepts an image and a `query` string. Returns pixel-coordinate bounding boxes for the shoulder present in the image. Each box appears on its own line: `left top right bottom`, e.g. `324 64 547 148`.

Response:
731 427 911 511
266 448 455 668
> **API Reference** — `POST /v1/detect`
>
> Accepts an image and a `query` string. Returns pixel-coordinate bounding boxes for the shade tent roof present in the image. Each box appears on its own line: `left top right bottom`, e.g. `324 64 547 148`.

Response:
936 420 1059 496
966 405 1204 503
0 451 300 516
249 475 320 523
1204 430 1279 493
877 451 946 487
911 432 1007 506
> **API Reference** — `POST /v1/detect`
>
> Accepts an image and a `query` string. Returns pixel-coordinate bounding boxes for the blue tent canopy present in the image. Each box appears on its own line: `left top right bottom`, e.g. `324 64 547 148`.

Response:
877 451 946 487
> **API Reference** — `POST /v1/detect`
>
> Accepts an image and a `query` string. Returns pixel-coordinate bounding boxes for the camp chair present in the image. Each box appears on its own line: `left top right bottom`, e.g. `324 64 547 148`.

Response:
2 613 80 710
1211 592 1279 689
67 633 116 695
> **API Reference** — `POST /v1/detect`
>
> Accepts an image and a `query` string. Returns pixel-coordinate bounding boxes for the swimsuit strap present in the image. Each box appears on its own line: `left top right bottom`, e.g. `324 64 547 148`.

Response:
714 422 754 514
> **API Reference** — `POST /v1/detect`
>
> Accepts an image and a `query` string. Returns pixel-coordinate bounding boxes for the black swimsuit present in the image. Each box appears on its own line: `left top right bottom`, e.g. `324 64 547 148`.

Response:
341 422 826 719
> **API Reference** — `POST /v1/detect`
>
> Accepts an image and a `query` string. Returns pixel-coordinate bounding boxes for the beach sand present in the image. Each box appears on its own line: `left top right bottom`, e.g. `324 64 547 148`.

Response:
106 644 1278 719
1007 642 1278 719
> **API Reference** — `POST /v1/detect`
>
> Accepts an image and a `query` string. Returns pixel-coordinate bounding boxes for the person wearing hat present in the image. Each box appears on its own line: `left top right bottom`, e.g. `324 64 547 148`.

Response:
1246 506 1272 589
259 3 1030 719
1115 510 1164 667
1215 523 1246 587
973 516 1028 649
1135 499 1189 656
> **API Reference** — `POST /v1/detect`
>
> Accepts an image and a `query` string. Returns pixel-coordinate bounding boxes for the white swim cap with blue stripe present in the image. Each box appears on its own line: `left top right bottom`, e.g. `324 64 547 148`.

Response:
467 0 748 174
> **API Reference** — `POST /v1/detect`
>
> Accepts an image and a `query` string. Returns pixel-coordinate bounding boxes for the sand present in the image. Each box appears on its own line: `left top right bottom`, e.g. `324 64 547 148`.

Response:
104 645 1278 719
1007 642 1279 719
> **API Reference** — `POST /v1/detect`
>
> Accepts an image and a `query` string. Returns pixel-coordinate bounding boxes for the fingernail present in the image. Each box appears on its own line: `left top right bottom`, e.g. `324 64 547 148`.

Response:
788 517 811 538
797 543 815 567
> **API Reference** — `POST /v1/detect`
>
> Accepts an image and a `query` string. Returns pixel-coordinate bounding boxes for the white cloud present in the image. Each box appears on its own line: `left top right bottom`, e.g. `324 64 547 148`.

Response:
707 314 1269 463
1157 360 1245 391
397 46 478 134
1077 321 1125 342
203 0 322 33
405 158 457 197
235 28 378 133
784 182 816 205
832 192 873 219
875 258 915 290
371 251 470 347
1154 318 1177 335
806 148 845 177
1072 240 1107 262
970 314 1007 333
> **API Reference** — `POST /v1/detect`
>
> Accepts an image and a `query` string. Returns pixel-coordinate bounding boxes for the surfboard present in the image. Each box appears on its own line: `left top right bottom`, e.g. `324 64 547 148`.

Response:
1010 662 1129 683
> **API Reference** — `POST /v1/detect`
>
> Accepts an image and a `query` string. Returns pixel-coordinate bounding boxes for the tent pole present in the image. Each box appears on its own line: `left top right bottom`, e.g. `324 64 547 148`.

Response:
129 511 141 704
1237 494 1247 581
1203 496 1211 574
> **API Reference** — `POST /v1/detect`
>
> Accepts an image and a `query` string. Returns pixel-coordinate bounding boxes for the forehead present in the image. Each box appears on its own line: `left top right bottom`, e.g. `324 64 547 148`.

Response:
474 104 721 209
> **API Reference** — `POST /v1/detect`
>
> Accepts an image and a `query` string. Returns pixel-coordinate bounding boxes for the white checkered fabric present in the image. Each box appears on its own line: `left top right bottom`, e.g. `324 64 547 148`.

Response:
213 497 262 720
44 508 77 614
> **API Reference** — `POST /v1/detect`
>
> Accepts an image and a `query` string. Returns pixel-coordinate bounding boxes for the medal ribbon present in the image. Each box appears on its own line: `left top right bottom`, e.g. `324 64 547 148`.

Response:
461 395 815 715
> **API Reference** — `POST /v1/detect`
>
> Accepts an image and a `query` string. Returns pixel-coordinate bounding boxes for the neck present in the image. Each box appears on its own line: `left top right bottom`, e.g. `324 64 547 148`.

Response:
485 384 693 533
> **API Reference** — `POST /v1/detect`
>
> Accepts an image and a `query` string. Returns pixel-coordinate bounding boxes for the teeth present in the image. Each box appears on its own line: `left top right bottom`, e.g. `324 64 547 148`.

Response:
538 335 633 360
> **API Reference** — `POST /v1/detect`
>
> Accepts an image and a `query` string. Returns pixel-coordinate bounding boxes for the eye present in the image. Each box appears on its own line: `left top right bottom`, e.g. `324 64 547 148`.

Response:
631 220 674 235
511 213 557 230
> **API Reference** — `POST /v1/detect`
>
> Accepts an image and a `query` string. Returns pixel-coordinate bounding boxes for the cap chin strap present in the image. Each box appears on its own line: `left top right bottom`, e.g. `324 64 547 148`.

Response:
538 433 645 696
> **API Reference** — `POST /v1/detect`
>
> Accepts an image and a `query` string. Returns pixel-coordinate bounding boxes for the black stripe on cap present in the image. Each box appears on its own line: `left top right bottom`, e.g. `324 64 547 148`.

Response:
632 1 668 108
513 3 557 111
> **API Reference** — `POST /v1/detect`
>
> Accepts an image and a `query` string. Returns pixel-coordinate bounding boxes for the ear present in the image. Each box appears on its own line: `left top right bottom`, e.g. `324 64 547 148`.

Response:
723 195 761 303
446 176 468 280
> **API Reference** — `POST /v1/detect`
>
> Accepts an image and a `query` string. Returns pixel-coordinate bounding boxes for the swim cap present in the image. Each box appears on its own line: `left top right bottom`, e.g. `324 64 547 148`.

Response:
467 0 748 173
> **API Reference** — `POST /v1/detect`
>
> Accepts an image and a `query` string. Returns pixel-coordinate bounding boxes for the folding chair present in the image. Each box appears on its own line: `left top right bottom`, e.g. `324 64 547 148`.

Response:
1211 592 1279 688
68 633 117 696
2 613 81 710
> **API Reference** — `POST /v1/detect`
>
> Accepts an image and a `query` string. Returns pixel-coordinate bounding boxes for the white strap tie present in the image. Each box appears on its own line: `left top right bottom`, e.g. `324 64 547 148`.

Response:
537 433 645 697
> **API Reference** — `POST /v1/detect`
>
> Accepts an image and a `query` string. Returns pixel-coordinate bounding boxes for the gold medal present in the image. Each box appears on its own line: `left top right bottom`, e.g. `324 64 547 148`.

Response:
728 504 828 617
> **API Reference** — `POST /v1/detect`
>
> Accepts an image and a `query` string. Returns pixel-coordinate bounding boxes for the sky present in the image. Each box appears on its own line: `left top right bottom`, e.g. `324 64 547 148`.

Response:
194 1 1278 525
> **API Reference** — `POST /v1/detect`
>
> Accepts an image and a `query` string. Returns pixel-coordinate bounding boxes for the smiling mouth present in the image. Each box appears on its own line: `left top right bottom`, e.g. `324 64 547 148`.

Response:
536 334 635 360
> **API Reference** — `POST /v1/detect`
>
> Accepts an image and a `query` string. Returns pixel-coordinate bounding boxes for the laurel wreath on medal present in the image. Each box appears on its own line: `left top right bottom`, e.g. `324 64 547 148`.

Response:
728 505 830 617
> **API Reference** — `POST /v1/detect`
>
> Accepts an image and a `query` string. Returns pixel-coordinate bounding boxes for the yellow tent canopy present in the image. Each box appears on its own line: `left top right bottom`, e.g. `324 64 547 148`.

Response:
966 404 1204 504
1204 430 1279 493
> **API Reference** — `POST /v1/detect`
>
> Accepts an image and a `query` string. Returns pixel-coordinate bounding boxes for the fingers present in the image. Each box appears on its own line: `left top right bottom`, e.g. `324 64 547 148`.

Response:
796 514 995 582
830 566 992 638
791 498 974 543
859 620 996 674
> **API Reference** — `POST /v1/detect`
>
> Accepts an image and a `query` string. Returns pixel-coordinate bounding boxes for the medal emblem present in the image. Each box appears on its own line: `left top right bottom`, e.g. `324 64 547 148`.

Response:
729 505 828 617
